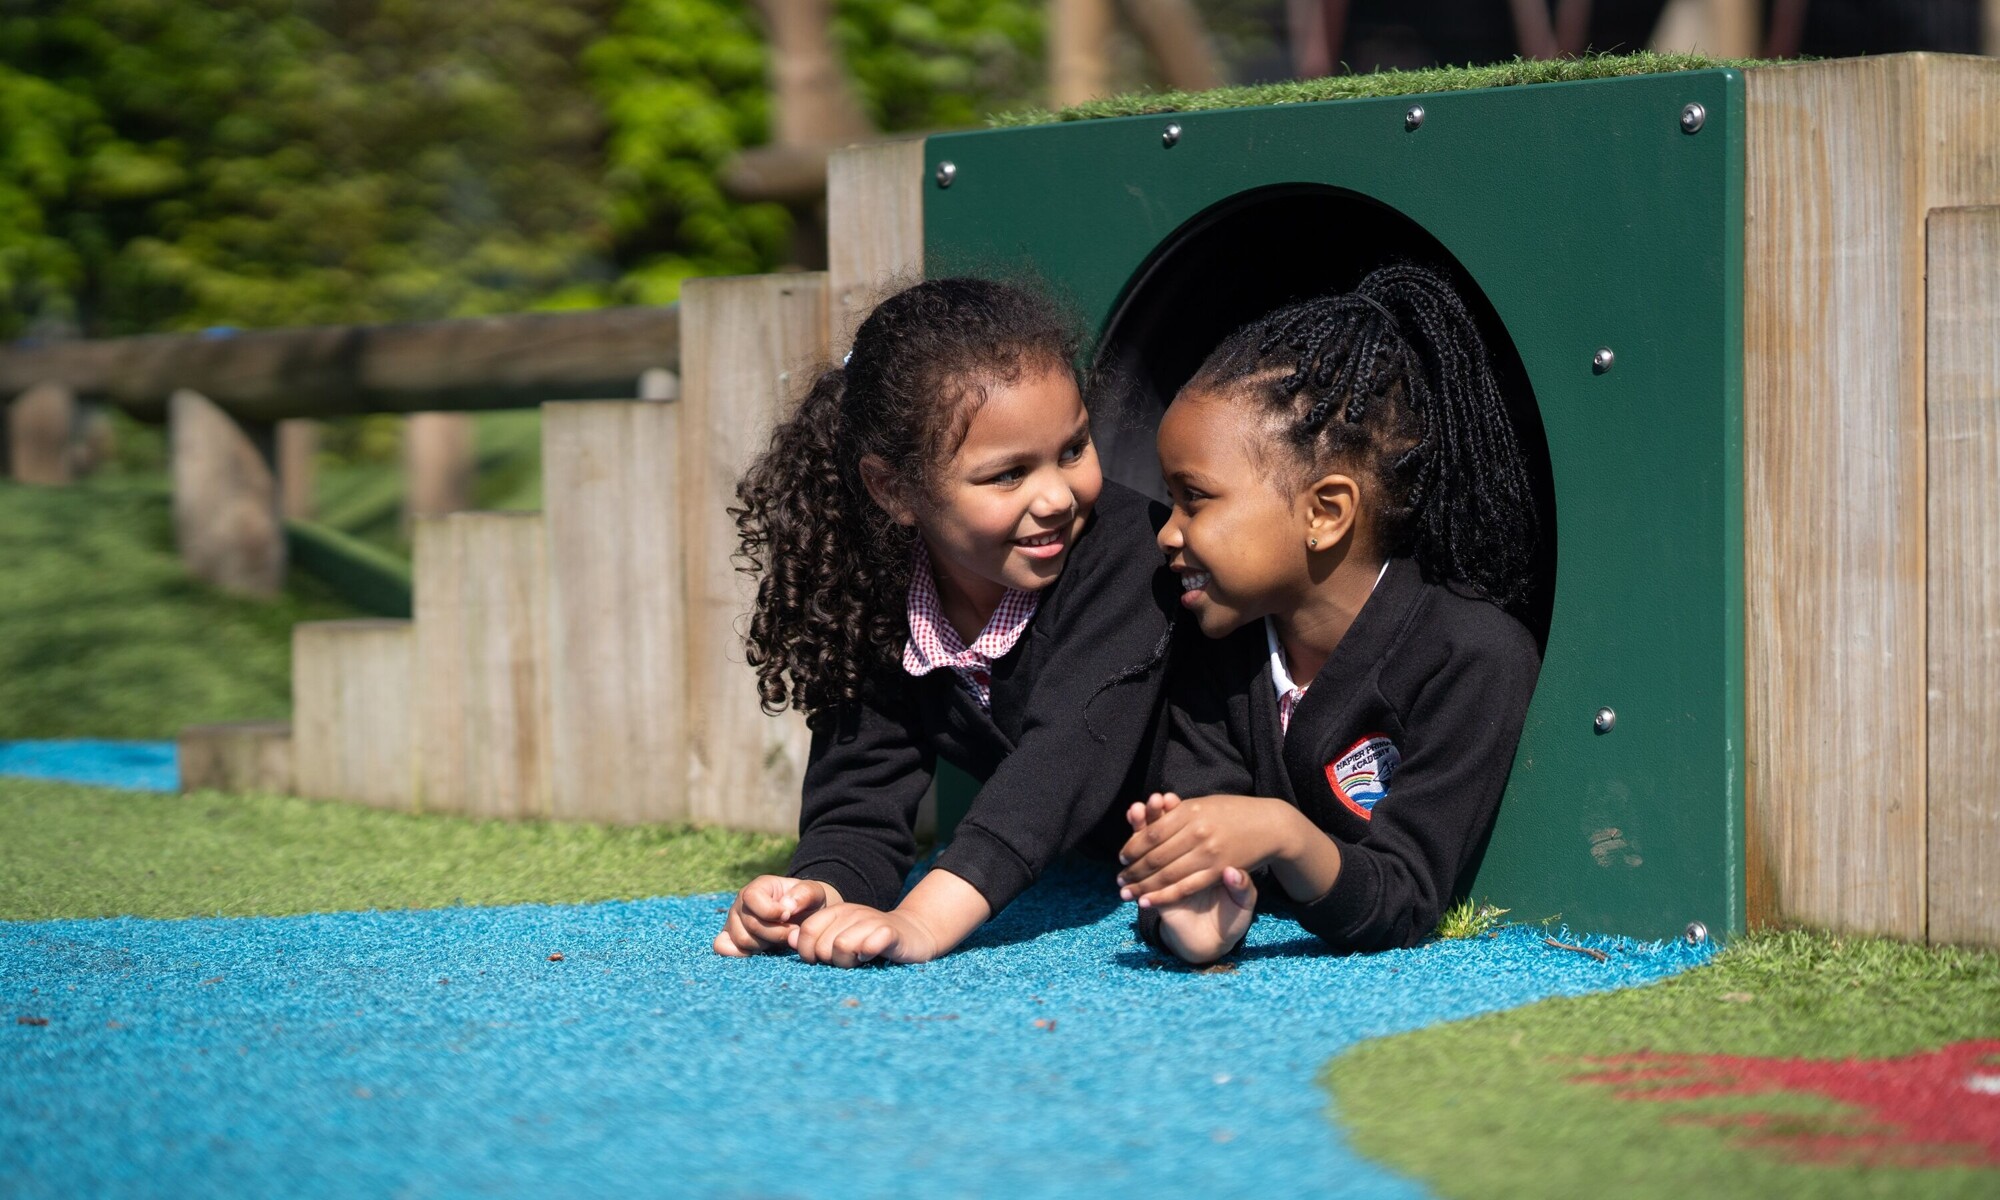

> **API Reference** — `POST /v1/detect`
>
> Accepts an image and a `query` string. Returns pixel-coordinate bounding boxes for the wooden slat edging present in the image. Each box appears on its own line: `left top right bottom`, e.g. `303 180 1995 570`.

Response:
679 274 828 834
6 383 75 485
413 512 552 819
404 412 476 525
827 139 927 354
178 720 293 795
293 620 416 810
1926 205 2000 949
544 401 688 824
1743 54 2000 937
0 305 680 424
278 419 318 521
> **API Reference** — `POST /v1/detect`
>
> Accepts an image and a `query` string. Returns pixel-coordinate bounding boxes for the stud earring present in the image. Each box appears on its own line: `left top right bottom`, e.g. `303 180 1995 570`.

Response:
1308 538 1318 549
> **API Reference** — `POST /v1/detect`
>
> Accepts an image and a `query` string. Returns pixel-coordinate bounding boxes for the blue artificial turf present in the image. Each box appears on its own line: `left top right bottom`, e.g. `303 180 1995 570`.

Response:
0 740 177 792
2 863 1710 1199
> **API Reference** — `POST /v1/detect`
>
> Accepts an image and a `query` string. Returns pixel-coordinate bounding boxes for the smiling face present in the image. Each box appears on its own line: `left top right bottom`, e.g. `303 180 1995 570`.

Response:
1154 389 1313 637
872 365 1101 623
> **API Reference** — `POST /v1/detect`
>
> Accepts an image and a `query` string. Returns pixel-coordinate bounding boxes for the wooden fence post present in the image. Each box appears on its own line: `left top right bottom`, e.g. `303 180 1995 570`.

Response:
828 140 927 355
1926 206 2000 949
1744 56 2000 938
7 383 76 485
679 274 828 833
170 388 285 596
544 401 688 824
178 721 294 795
405 412 476 525
278 419 319 521
412 512 551 818
293 619 415 810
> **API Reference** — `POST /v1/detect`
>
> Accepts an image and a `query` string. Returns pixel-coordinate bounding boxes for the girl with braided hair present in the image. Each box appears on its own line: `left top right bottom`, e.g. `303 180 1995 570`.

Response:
1115 262 1544 963
713 276 1178 967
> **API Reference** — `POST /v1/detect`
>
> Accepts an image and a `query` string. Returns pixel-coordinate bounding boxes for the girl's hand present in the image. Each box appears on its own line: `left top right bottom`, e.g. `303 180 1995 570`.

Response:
1153 866 1259 965
789 902 944 968
712 876 837 957
1116 792 1299 907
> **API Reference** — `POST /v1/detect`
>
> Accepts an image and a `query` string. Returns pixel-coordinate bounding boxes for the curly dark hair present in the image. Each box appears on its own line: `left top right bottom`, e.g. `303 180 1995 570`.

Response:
1185 261 1540 609
732 277 1080 724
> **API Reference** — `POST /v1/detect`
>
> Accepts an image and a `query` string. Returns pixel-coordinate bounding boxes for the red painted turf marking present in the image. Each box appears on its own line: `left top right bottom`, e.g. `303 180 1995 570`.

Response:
1568 1040 2000 1168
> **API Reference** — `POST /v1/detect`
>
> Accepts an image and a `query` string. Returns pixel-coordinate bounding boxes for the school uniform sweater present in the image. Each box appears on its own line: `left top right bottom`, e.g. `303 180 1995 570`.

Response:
789 479 1180 915
1161 556 1541 952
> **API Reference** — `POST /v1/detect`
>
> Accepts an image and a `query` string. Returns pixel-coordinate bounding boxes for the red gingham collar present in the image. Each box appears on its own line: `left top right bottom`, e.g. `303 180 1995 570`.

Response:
903 545 1039 710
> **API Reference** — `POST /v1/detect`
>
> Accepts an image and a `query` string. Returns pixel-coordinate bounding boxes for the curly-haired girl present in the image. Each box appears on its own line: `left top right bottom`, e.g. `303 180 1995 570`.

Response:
713 276 1176 967
1116 262 1544 963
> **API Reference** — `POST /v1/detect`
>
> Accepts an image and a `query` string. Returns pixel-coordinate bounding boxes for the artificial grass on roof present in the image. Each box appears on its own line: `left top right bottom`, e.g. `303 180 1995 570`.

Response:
1327 929 2000 1198
0 778 793 921
991 51 1768 127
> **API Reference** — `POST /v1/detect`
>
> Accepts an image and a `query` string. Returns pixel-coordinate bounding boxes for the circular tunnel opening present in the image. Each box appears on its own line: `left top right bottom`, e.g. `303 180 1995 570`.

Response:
1088 184 1557 648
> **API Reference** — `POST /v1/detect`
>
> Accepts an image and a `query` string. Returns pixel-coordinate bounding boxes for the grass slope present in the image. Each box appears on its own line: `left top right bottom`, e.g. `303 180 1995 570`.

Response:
0 477 357 738
0 779 792 920
1328 930 2000 1198
991 51 1765 126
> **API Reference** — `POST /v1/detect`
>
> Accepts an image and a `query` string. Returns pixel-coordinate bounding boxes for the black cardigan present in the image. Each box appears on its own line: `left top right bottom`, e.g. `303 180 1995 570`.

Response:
789 480 1179 914
1160 557 1541 951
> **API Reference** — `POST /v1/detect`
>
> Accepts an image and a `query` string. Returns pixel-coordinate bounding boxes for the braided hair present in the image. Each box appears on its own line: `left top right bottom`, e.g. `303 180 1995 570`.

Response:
733 277 1079 725
1185 262 1539 609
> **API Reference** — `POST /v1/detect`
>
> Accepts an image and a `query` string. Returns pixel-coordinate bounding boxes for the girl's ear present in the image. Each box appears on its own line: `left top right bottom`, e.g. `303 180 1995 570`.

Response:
859 453 919 527
1303 472 1361 552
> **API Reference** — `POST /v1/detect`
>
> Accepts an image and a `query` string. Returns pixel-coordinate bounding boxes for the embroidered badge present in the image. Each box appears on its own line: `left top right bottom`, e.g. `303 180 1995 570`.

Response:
1326 734 1400 821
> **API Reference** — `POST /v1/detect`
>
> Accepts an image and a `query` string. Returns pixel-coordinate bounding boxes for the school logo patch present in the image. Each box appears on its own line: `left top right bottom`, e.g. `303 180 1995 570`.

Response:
1327 734 1400 821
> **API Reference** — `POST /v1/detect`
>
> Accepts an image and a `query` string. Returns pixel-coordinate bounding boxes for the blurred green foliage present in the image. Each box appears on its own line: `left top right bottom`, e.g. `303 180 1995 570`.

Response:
0 0 1054 339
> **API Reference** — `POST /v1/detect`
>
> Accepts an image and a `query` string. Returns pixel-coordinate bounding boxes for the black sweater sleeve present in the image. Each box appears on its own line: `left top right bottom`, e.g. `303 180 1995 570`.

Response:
1159 622 1260 799
1292 614 1540 951
931 488 1175 914
788 682 936 912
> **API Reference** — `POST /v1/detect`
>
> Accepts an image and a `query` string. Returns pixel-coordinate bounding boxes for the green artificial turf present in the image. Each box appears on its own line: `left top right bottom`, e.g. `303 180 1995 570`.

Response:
0 778 792 921
991 51 1767 127
0 476 358 738
1328 930 2000 1198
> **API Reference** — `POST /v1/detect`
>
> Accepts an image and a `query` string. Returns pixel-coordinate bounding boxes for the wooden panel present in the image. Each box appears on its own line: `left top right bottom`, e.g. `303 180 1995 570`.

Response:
0 305 681 424
169 388 284 597
679 274 828 833
292 619 414 809
1744 55 2000 937
7 383 74 485
1926 206 2000 949
405 412 476 523
278 419 318 520
413 512 551 819
178 721 293 795
543 401 687 824
827 139 926 353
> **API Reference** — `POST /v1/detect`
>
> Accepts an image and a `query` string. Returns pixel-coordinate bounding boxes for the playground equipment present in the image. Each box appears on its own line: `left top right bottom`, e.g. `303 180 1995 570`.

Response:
6 54 1995 948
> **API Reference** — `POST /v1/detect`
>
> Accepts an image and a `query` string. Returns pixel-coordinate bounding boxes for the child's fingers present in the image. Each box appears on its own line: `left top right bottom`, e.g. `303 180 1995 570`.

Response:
830 919 893 968
740 876 797 922
713 928 750 957
1157 792 1183 812
791 904 842 963
856 923 900 964
1125 801 1148 836
1222 866 1258 908
777 879 827 923
1117 804 1189 867
1135 864 1222 908
1118 826 1201 894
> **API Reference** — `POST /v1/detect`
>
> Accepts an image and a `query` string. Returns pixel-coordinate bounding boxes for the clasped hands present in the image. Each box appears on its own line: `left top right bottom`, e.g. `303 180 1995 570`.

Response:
712 876 944 967
1117 791 1301 964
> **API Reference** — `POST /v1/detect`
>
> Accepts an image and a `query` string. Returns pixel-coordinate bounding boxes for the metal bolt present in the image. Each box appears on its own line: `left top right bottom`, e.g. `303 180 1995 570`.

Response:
1404 105 1425 132
1593 706 1616 735
1593 347 1615 374
1679 102 1706 134
934 160 957 189
1684 921 1709 945
1162 122 1182 148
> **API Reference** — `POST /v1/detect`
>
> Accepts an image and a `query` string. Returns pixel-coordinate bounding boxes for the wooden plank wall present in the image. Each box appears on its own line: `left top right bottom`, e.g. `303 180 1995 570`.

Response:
827 139 927 353
1925 205 2000 948
544 400 687 824
1744 54 2000 938
292 619 414 810
413 512 552 818
678 274 829 834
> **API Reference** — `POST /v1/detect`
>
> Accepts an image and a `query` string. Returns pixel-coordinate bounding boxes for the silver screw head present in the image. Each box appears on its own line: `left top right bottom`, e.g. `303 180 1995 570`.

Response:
1593 706 1616 734
1680 102 1706 134
1593 347 1615 374
1162 122 1182 148
1684 921 1709 945
934 160 957 189
1404 104 1425 132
